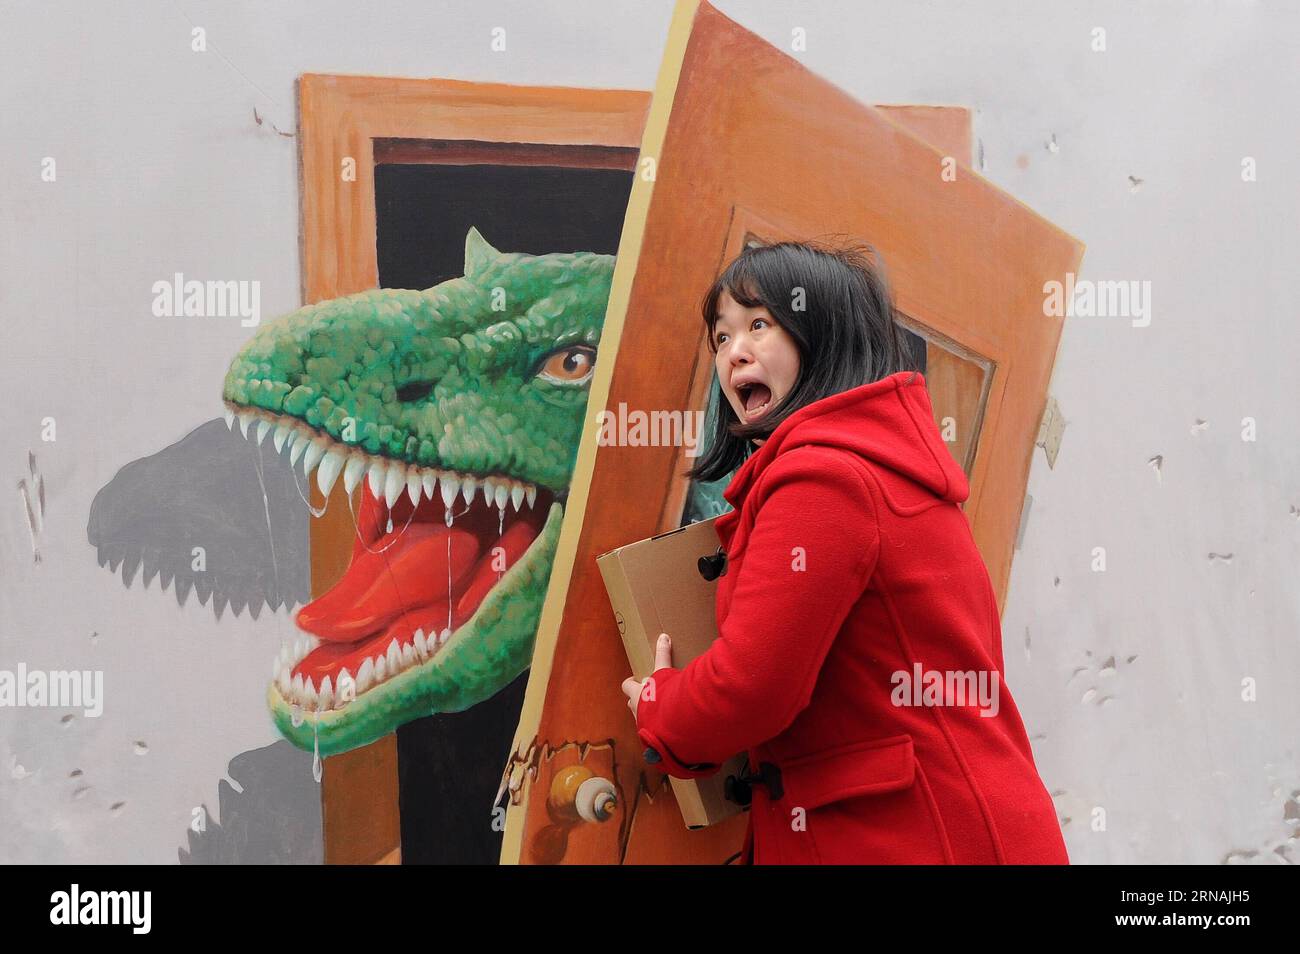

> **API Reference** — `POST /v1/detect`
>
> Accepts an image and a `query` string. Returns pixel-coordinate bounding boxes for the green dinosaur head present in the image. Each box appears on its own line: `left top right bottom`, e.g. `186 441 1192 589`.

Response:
222 227 613 755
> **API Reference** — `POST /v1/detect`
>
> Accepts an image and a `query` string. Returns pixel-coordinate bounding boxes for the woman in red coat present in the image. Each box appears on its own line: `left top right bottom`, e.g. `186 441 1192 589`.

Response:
622 239 1068 865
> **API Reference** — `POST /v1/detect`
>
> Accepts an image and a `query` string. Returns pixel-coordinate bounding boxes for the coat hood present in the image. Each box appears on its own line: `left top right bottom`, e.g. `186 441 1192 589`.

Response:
721 370 969 508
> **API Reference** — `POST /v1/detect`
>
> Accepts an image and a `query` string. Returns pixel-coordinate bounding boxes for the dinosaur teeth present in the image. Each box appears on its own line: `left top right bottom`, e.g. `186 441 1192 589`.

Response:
289 635 319 664
302 438 328 477
288 431 310 467
317 448 347 497
342 454 367 495
384 465 406 508
367 459 386 498
441 474 461 509
273 621 465 711
227 407 555 532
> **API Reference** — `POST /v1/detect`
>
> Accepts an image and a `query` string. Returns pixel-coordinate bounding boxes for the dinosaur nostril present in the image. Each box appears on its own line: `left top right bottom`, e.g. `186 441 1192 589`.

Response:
396 381 435 403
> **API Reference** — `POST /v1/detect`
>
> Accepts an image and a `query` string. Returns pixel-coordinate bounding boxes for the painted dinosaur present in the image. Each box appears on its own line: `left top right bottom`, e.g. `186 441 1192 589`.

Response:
220 227 613 756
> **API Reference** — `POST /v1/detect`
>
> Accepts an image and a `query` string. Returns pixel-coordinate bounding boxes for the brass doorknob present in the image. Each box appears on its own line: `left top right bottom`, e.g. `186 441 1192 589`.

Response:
548 765 618 823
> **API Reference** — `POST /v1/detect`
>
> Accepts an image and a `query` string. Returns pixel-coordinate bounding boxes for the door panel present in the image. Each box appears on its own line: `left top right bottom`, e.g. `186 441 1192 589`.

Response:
503 0 1083 864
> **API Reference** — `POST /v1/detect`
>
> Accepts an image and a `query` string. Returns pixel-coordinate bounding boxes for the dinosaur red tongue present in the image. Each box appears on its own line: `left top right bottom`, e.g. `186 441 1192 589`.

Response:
296 521 483 641
294 478 545 667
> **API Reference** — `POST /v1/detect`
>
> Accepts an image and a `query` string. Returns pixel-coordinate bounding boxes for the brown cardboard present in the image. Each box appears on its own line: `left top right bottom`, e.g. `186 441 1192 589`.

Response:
597 516 748 828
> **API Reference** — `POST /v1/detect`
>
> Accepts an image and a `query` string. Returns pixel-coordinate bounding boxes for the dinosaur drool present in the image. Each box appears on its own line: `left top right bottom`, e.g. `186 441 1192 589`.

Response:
221 227 614 756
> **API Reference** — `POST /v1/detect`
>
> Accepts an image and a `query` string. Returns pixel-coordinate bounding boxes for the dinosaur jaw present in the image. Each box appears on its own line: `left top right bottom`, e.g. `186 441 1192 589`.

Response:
281 462 556 710
267 497 563 756
221 403 566 740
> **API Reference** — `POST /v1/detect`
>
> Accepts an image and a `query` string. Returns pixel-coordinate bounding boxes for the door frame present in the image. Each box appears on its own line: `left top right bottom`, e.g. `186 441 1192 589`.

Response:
296 72 652 864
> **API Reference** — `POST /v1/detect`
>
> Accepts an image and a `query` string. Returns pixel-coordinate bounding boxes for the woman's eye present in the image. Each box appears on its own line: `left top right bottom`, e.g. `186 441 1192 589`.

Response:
752 318 768 330
716 333 729 345
536 345 596 384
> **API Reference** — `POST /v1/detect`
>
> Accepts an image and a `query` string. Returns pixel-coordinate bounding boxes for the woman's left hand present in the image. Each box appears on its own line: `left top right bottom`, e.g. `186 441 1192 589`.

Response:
621 633 673 721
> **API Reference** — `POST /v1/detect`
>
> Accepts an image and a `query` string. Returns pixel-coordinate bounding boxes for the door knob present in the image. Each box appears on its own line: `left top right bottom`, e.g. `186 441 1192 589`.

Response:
548 765 618 823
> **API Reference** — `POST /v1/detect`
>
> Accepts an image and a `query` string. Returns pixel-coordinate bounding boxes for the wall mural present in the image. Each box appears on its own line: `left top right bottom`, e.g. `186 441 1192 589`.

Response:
90 227 612 782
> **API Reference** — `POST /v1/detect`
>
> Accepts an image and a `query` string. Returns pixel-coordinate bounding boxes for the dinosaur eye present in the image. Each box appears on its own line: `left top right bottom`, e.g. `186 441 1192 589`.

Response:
537 345 596 385
396 380 435 403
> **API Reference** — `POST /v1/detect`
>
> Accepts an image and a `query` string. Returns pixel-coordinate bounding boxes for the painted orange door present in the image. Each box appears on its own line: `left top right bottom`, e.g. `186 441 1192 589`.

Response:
502 0 1084 864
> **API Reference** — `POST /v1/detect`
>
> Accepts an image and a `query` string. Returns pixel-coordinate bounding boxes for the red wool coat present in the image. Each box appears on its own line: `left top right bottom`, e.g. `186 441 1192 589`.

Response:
636 371 1068 864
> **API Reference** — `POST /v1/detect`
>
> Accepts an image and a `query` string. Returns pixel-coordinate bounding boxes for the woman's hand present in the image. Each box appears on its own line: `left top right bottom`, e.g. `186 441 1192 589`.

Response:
620 633 673 721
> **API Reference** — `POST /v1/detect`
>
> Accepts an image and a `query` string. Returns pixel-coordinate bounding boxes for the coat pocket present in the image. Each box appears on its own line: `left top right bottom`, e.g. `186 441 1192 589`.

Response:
771 735 952 864
779 734 915 811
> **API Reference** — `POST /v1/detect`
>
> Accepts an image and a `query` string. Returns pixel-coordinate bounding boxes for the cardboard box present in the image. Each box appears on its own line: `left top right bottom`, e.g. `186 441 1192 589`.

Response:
597 516 748 829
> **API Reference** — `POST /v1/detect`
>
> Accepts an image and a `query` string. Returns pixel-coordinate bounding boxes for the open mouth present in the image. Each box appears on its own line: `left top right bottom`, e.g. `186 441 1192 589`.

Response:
737 381 773 420
224 405 559 716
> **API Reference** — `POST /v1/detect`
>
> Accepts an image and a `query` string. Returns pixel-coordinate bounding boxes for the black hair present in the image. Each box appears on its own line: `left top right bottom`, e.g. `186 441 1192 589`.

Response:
684 236 920 484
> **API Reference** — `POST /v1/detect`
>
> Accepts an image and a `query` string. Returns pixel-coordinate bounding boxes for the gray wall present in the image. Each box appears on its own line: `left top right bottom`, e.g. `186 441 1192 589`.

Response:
1 0 1295 864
